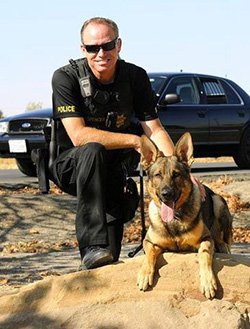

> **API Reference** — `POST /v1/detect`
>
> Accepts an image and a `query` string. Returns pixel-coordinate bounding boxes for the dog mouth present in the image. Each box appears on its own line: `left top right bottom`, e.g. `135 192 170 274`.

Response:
159 191 180 223
160 201 175 223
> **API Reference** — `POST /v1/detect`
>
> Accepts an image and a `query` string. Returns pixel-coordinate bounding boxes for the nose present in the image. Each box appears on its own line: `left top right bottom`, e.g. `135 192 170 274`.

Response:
160 187 175 201
97 47 107 55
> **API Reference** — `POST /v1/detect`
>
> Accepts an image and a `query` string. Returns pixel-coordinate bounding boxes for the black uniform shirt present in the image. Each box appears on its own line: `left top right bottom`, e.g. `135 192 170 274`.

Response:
52 58 158 150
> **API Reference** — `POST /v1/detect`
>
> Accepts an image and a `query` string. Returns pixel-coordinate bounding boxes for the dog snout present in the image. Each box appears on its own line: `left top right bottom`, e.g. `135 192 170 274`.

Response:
160 187 174 201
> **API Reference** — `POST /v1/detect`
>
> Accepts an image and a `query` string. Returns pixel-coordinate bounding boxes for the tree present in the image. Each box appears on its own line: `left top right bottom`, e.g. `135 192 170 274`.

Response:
0 110 3 118
26 102 43 112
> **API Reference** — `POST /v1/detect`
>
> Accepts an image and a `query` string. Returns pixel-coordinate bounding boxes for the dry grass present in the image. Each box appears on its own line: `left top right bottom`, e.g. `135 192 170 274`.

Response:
0 157 234 170
194 156 233 163
0 158 17 169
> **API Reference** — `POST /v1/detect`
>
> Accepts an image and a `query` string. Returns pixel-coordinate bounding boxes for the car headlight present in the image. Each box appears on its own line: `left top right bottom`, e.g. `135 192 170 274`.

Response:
0 121 9 135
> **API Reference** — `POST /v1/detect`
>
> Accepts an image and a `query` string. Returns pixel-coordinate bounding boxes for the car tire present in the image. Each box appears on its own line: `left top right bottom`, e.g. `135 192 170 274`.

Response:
233 128 250 169
16 158 37 177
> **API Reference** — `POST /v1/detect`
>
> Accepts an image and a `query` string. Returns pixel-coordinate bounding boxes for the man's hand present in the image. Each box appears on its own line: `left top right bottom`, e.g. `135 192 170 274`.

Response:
140 119 174 157
135 142 153 164
135 137 154 163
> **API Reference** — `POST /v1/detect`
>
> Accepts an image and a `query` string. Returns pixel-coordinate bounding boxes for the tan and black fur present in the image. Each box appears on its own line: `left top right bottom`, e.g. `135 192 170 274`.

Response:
137 132 232 299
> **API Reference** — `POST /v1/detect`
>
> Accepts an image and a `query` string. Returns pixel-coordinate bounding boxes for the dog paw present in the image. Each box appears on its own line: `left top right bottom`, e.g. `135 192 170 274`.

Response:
200 272 217 299
137 268 154 291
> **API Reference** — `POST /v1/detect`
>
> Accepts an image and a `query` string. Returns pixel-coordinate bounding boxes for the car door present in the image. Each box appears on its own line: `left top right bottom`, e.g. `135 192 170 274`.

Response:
156 75 209 145
199 77 247 144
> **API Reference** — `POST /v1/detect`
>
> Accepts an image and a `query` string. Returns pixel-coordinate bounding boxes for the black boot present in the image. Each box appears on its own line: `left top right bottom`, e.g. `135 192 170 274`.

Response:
79 246 113 270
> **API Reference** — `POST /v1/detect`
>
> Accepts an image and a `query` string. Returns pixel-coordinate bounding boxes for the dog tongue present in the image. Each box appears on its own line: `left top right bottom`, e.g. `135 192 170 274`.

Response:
161 202 175 222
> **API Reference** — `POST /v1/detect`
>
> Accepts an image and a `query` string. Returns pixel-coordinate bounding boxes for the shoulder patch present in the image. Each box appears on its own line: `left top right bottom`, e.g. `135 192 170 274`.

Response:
57 105 76 113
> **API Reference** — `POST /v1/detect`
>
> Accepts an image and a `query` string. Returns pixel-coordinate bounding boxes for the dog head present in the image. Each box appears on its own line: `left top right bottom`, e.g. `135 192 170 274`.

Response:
140 132 194 223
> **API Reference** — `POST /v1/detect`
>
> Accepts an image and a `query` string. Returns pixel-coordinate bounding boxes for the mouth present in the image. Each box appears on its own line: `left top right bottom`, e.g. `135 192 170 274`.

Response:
160 201 175 223
159 192 180 223
95 58 111 64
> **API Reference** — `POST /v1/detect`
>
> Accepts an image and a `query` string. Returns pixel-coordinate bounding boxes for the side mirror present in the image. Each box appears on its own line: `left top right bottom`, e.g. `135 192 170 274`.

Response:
163 93 181 105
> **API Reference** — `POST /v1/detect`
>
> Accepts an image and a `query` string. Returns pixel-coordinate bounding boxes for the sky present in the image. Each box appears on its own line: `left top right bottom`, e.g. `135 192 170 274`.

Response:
0 0 250 117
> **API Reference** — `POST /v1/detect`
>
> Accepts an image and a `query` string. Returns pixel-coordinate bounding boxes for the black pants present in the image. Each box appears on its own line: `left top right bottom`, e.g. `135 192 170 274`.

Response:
50 143 129 261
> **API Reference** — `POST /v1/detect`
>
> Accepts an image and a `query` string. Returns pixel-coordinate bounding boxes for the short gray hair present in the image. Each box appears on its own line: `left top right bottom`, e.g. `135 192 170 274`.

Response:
80 17 119 44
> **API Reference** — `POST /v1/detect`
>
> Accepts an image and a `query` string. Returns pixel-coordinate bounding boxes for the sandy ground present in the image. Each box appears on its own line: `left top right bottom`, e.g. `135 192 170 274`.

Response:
0 252 249 329
0 172 249 295
0 160 249 328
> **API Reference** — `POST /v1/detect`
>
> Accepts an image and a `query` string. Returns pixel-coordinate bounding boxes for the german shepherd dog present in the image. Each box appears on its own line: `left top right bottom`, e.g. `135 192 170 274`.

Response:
137 132 232 299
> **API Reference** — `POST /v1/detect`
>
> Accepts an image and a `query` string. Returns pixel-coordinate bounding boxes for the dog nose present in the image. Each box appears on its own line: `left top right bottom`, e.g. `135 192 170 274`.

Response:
161 187 174 200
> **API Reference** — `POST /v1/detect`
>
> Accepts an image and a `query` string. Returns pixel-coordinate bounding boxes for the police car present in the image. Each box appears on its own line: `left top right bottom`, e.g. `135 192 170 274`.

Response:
1 71 250 176
0 108 52 176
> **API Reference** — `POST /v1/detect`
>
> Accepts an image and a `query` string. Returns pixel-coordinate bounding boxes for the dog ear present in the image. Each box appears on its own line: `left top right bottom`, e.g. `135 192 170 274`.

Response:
174 132 194 166
140 135 162 170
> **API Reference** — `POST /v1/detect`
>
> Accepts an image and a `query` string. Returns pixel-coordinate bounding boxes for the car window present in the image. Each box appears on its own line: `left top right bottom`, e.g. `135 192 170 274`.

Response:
200 78 227 104
149 76 167 96
199 78 242 105
220 80 242 104
162 77 200 104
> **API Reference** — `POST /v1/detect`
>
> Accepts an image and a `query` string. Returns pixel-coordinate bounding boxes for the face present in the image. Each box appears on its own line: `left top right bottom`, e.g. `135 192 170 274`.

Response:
81 22 122 81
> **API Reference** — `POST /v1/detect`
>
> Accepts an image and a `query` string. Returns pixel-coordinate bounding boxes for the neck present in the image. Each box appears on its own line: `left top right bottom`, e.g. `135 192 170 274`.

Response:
93 70 115 84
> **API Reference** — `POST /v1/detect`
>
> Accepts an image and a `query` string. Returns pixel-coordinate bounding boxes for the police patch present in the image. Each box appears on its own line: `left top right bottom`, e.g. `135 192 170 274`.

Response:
57 105 76 113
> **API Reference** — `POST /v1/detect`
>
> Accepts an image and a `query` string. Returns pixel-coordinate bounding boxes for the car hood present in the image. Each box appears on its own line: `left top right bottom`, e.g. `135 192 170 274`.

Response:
0 108 53 122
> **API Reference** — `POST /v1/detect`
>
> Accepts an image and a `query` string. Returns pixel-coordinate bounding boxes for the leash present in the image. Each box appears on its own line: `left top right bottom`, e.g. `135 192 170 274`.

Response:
128 164 146 257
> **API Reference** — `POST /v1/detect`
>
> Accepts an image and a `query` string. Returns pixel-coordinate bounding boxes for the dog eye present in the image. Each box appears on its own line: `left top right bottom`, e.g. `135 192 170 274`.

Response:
154 172 162 178
172 171 180 178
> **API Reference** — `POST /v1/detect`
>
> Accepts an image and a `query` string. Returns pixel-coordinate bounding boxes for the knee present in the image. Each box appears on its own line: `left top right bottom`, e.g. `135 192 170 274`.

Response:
75 143 108 172
85 142 106 152
77 142 107 160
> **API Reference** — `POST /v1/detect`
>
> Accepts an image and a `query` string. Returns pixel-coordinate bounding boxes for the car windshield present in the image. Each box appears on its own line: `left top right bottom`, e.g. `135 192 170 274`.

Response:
149 76 168 96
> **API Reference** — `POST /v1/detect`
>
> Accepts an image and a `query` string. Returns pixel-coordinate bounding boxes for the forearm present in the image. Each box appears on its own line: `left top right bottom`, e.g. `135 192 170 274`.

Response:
74 126 141 150
141 119 174 156
150 127 174 156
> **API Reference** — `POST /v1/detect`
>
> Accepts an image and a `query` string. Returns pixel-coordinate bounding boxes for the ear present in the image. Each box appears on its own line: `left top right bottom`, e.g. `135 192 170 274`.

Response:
117 38 122 53
140 135 163 170
80 44 86 56
174 132 194 166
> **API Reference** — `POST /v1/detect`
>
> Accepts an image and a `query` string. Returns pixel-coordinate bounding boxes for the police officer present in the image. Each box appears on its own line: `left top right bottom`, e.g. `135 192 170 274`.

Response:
51 17 175 270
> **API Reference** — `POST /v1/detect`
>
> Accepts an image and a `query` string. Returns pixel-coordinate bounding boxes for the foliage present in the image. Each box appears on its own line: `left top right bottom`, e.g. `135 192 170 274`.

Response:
25 101 43 112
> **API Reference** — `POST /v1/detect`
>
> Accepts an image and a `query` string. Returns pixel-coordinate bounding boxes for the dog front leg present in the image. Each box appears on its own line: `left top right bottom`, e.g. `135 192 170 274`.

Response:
198 239 217 299
137 239 162 291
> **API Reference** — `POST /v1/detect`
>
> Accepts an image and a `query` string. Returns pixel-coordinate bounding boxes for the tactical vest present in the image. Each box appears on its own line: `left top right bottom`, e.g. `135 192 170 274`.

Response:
64 58 135 133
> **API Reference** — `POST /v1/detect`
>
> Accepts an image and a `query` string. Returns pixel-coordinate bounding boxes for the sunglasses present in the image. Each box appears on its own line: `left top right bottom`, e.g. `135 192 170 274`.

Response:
83 38 118 54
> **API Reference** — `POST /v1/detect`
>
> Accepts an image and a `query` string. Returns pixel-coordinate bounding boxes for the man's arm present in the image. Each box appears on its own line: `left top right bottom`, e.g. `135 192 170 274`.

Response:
61 116 141 150
61 116 174 165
